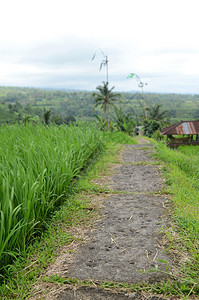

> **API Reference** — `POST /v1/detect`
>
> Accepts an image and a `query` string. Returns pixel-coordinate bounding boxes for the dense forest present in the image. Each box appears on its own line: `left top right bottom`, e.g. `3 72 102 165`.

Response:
0 86 199 125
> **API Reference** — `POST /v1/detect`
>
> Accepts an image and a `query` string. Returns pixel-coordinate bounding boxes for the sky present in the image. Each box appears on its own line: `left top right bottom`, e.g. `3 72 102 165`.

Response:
0 0 199 94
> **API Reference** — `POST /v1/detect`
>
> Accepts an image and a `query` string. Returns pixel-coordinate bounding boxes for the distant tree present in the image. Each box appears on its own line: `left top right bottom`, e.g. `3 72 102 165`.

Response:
168 109 177 118
146 104 169 124
63 115 76 124
51 114 63 125
24 104 32 114
22 115 31 125
43 109 51 125
143 104 170 137
14 101 22 112
33 107 43 118
193 109 199 119
113 107 136 135
143 119 162 138
92 82 121 130
8 104 13 113
8 101 22 113
17 113 23 123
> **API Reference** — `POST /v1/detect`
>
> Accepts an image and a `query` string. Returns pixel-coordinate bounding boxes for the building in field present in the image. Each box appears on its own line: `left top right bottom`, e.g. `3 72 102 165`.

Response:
161 121 199 148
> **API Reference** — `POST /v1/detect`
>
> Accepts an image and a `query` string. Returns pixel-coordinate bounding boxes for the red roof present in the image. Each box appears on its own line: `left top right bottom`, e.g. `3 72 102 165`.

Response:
162 121 199 135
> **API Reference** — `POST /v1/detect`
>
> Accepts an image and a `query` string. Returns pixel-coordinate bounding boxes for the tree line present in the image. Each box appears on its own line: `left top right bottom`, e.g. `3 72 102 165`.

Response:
0 86 199 130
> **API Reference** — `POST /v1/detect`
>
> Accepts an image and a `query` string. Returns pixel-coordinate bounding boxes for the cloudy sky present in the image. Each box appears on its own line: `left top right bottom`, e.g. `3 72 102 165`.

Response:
0 0 199 93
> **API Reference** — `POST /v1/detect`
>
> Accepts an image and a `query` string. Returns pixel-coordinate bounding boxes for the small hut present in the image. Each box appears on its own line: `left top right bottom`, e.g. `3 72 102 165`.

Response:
161 121 199 148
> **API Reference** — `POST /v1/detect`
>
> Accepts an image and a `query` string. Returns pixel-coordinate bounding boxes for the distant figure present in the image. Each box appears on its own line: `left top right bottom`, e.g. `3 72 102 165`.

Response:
135 126 139 136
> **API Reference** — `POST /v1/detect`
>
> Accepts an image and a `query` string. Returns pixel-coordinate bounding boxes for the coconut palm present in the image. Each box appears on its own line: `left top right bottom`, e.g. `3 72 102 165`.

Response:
92 82 121 130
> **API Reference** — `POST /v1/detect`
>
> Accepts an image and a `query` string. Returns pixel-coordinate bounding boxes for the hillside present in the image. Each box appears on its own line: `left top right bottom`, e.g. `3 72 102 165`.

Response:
0 86 199 124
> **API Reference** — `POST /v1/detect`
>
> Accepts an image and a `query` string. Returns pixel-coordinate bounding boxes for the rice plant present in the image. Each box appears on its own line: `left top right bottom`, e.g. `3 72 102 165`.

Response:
0 123 103 275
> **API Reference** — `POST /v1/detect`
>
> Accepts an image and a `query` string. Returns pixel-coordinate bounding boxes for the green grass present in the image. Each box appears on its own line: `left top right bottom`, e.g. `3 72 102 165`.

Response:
0 132 126 299
178 144 199 156
102 131 138 144
0 123 104 276
154 142 199 296
155 143 199 240
39 275 199 298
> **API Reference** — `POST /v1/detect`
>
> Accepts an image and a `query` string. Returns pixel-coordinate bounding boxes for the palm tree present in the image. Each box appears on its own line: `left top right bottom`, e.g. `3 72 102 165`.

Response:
92 82 121 130
146 104 168 124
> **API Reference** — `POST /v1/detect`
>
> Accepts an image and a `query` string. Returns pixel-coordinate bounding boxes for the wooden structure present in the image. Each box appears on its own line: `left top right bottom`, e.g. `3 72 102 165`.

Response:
161 121 199 148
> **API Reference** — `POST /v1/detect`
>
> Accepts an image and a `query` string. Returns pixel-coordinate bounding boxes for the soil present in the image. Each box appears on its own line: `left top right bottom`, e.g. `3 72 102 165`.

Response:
31 139 174 300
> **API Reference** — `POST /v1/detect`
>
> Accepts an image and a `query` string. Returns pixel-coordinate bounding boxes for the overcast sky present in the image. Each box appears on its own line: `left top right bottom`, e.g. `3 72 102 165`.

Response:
0 0 199 93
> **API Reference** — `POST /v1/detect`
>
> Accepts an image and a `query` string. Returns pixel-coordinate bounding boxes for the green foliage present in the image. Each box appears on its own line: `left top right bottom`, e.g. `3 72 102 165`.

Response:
0 123 104 276
112 107 136 135
152 129 166 141
1 86 199 125
143 119 162 137
178 144 199 156
103 131 138 144
144 104 170 138
93 114 108 131
93 82 120 113
51 114 76 125
155 144 199 238
153 142 199 296
43 108 51 125
146 104 169 123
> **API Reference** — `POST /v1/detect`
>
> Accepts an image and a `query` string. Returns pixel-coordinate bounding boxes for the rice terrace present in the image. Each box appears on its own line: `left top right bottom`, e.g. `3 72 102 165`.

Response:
1 0 199 298
0 87 198 300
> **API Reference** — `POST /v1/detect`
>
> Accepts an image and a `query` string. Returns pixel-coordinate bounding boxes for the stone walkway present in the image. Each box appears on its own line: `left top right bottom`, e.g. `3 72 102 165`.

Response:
32 139 171 300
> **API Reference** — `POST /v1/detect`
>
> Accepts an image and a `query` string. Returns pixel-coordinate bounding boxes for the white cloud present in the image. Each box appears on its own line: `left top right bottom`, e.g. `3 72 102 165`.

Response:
0 0 199 92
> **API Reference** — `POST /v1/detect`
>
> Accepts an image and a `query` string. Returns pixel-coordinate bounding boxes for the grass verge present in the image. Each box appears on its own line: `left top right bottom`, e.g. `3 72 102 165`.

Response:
152 141 199 297
38 274 199 299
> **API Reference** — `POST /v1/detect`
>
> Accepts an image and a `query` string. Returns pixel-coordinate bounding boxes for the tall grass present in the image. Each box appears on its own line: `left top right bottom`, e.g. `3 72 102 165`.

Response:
155 143 199 239
155 143 199 295
103 131 138 144
0 123 103 274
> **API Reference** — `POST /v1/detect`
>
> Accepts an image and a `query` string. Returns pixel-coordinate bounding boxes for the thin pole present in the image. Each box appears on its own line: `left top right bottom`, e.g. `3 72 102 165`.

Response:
141 82 147 120
127 73 148 119
105 55 109 84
